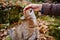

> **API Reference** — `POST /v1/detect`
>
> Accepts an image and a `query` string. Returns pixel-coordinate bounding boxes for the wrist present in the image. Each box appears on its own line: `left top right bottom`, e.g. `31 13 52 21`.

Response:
39 4 44 14
39 4 42 11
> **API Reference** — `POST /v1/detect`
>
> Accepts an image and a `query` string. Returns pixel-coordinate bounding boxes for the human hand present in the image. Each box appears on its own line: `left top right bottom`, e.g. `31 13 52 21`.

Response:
23 4 42 13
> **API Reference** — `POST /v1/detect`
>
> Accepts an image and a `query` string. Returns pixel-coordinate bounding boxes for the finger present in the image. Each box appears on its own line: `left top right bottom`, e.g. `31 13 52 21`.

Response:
23 4 32 13
23 7 32 13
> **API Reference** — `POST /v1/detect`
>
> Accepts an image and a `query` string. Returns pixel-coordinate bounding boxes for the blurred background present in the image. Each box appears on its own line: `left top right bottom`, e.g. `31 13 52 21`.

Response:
0 0 60 40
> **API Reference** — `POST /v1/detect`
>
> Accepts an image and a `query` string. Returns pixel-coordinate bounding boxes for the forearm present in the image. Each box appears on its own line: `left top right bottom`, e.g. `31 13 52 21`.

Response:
41 3 60 16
